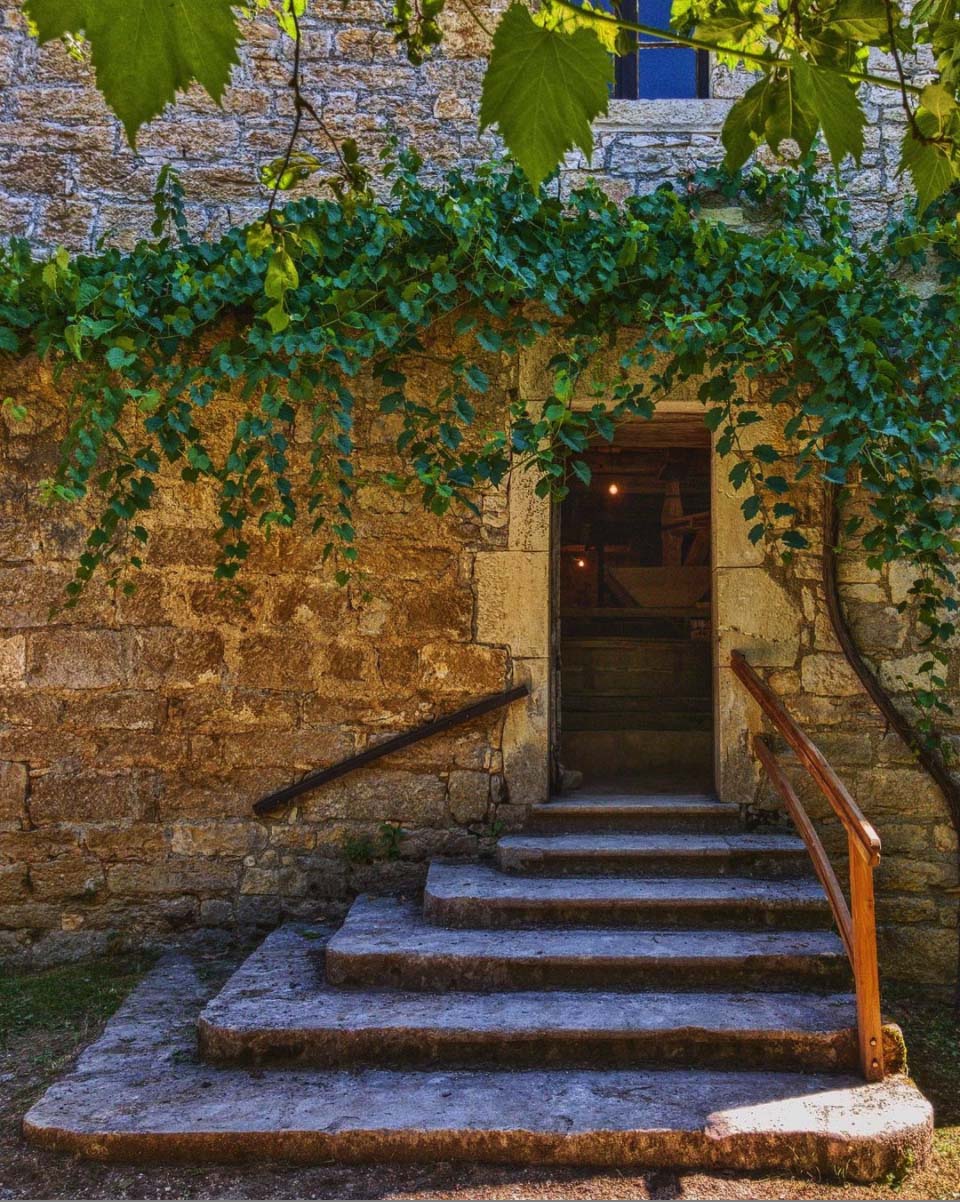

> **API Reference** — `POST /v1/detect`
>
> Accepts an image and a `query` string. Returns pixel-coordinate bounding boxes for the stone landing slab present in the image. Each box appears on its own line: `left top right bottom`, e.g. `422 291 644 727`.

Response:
24 955 932 1181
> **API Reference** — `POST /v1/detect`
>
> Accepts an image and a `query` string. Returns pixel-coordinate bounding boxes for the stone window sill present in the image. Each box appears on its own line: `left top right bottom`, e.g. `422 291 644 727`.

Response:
597 98 734 136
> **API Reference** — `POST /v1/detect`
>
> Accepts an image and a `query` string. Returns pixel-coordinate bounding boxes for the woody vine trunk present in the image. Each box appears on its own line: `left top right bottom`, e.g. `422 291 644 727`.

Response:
823 481 960 1008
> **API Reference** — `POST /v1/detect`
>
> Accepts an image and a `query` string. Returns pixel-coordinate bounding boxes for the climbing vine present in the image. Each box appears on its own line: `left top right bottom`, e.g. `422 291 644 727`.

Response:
1 154 959 684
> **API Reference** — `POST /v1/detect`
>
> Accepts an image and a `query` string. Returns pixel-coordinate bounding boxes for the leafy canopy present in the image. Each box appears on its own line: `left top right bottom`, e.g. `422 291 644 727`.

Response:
22 0 960 213
24 0 242 145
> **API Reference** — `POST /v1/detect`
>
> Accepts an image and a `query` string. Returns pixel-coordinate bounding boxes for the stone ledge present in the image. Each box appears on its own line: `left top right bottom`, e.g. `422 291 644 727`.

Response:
324 895 847 992
597 98 734 135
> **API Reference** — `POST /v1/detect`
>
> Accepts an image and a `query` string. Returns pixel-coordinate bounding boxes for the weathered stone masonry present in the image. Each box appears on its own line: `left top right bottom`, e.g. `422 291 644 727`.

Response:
0 4 956 984
0 3 918 252
0 339 554 965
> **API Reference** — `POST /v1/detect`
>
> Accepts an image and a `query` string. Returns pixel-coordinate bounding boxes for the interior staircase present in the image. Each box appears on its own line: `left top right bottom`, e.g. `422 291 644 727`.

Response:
25 784 932 1181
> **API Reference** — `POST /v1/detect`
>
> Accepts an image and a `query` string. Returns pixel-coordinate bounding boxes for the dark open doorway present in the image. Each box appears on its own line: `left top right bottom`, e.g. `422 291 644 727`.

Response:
557 419 713 792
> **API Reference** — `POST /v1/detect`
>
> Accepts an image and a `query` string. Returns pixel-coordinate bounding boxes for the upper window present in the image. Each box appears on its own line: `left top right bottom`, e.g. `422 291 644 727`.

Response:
611 0 710 99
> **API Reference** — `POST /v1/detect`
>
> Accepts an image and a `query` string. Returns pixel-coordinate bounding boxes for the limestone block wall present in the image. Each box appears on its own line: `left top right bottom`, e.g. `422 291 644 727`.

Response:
0 4 955 981
0 347 550 966
0 331 957 987
0 2 918 252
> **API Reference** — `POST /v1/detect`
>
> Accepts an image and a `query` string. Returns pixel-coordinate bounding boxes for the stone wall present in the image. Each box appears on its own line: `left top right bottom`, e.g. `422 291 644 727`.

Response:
0 344 550 965
0 2 918 252
0 3 956 985
0 333 957 988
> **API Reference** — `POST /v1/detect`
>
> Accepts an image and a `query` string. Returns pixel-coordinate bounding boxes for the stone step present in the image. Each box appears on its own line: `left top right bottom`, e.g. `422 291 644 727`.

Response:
25 956 931 1183
325 897 849 993
528 792 742 834
200 925 902 1072
423 862 833 930
496 831 812 878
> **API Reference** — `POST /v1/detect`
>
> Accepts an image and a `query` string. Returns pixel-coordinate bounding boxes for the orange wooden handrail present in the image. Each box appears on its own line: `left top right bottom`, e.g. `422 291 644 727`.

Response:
731 651 880 865
753 735 854 962
731 650 885 1082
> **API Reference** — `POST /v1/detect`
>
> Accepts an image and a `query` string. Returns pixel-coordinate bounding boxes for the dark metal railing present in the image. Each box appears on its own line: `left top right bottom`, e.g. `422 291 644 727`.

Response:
252 683 530 817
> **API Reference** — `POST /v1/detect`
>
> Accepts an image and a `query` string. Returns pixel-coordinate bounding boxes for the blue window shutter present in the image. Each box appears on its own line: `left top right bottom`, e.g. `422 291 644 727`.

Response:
606 0 709 99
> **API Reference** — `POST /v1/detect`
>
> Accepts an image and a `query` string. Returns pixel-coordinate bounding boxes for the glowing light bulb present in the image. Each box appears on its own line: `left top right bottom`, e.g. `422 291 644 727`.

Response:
576 558 586 568
608 482 620 496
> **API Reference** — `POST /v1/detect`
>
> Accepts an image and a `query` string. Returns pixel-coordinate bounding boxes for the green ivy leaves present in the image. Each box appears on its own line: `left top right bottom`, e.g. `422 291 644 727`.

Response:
24 0 241 144
479 4 612 189
2 155 958 653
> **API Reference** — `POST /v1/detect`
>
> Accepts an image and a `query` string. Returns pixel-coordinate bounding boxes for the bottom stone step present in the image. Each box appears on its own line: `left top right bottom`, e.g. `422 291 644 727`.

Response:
24 957 931 1183
198 925 905 1073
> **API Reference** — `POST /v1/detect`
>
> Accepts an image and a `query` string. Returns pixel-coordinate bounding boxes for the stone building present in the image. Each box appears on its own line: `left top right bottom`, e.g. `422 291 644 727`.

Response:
0 1 956 999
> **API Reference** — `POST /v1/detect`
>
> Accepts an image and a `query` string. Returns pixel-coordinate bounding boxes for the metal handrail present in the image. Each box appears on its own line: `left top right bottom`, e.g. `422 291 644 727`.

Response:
252 683 530 817
731 650 885 1082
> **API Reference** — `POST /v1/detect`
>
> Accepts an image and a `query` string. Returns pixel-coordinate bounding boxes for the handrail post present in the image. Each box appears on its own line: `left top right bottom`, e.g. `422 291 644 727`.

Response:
849 833 885 1081
732 650 887 1084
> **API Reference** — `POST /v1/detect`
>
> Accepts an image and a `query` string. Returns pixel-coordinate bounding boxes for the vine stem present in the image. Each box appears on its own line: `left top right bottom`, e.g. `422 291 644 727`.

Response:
882 0 950 149
268 5 356 216
459 0 494 39
823 482 960 1010
267 7 305 215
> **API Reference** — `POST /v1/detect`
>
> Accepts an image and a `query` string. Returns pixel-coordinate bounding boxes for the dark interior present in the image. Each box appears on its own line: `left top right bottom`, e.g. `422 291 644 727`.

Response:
559 422 714 790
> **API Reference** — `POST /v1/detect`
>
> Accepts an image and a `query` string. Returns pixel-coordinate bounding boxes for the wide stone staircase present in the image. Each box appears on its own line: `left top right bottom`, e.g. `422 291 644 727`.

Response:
25 786 932 1181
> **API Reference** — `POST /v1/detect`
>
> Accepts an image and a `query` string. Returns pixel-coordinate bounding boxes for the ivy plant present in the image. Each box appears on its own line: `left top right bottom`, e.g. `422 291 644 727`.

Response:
0 155 957 657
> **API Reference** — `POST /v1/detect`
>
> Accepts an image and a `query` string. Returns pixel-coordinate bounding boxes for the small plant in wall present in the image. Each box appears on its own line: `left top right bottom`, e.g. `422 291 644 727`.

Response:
379 823 408 861
342 834 376 865
342 824 408 863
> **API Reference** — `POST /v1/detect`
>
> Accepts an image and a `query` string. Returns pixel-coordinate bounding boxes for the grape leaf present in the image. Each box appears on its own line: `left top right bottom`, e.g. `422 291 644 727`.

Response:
722 80 768 170
827 0 889 42
792 57 866 165
535 0 620 52
764 74 817 157
24 0 241 146
899 128 956 211
24 0 87 38
480 3 612 189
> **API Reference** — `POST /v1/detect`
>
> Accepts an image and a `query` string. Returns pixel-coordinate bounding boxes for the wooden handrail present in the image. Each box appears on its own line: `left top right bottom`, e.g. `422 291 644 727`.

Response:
731 651 885 1082
731 650 880 865
754 735 854 962
252 683 530 817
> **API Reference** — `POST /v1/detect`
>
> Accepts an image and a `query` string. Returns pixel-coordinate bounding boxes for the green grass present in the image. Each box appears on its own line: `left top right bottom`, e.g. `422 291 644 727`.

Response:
0 953 154 1051
884 983 960 1124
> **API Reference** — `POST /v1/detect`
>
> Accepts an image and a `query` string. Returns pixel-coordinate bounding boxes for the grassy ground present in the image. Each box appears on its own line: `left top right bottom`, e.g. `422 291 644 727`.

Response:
0 953 958 1201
